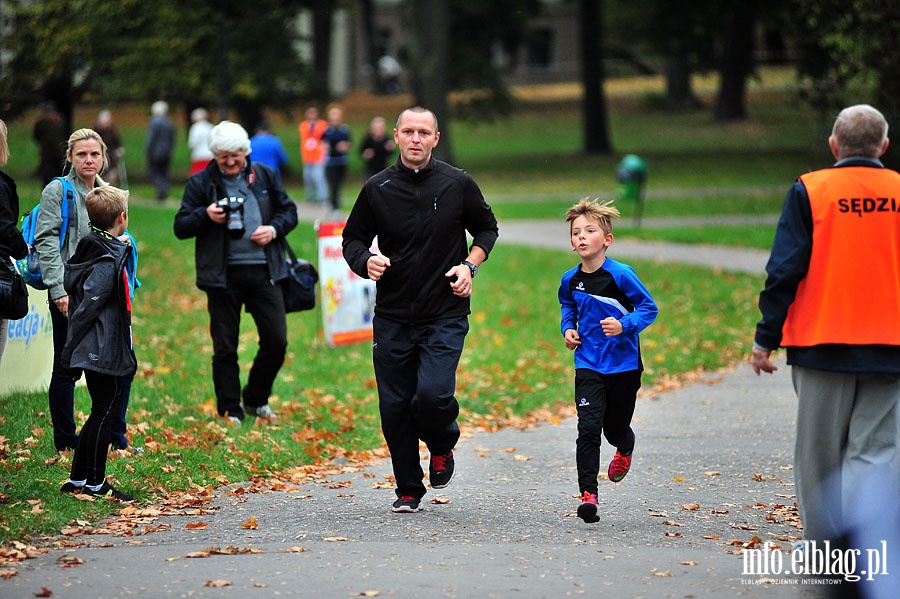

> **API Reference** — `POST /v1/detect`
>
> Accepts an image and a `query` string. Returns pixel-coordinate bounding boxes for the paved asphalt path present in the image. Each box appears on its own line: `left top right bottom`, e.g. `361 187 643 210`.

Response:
5 213 841 598
8 363 816 598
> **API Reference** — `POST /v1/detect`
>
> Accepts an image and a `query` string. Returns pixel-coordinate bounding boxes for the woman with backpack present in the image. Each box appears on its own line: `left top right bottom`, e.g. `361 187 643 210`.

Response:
31 128 145 457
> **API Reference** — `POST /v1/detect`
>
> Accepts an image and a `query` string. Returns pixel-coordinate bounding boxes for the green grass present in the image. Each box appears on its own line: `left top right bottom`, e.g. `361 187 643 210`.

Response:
1 73 816 544
0 202 764 543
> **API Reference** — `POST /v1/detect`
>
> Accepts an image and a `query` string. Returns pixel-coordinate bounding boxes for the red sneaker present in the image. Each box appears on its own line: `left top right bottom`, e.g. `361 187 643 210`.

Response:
577 491 599 523
608 451 632 483
429 451 455 488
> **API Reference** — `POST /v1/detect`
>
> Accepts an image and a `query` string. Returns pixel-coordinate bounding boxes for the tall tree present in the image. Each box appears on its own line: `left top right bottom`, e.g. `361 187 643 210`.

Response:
406 0 453 162
713 1 758 121
1 0 314 131
580 0 612 154
793 0 900 143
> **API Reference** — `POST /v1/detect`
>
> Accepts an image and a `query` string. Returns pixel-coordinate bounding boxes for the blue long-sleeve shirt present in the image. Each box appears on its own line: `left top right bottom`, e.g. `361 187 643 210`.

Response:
559 257 658 374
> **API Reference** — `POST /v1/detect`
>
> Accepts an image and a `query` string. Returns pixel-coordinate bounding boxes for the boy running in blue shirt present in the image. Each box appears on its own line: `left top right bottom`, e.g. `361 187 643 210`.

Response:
558 199 658 523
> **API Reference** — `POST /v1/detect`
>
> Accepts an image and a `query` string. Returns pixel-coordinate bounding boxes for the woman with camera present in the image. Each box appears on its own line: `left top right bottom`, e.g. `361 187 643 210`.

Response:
174 121 298 424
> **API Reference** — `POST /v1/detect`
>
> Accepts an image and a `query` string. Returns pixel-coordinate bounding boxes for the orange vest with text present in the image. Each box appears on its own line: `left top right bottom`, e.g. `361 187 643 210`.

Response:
299 119 327 164
781 166 900 347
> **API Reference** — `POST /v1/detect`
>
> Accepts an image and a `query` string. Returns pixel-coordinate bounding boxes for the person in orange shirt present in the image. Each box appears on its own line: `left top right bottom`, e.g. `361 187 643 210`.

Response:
298 106 328 205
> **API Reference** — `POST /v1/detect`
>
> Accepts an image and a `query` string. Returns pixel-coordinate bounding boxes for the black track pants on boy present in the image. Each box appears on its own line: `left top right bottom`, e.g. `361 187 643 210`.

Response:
575 368 642 495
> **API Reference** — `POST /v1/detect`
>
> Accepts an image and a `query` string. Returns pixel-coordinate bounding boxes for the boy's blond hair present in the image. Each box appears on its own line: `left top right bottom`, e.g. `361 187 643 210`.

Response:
86 186 129 231
565 198 621 235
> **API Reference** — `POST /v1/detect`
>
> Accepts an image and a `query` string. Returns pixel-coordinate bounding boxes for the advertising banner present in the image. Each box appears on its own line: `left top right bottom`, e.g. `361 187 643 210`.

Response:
0 299 54 394
316 221 377 346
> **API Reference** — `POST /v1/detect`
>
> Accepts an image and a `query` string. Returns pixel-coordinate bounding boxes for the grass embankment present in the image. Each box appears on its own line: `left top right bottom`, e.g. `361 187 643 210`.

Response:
0 70 821 544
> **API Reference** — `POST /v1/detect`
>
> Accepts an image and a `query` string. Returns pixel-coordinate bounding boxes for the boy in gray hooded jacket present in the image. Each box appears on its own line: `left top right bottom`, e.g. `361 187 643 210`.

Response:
59 186 136 501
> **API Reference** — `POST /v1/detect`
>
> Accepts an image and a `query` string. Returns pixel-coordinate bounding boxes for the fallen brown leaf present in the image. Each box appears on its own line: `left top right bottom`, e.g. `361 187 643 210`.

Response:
204 580 232 587
241 516 259 530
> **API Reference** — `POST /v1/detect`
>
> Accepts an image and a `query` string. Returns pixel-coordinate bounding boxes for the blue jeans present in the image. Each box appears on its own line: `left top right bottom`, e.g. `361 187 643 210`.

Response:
373 315 468 499
302 162 327 203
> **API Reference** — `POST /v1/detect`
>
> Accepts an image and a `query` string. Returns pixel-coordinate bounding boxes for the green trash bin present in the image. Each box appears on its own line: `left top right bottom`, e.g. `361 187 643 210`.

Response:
616 154 647 227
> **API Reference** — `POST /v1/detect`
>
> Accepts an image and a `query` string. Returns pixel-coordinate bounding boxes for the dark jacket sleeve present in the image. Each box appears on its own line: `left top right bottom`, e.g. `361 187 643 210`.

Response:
61 259 115 366
461 174 499 259
0 175 28 260
174 174 215 240
257 164 298 238
342 185 378 279
755 181 813 350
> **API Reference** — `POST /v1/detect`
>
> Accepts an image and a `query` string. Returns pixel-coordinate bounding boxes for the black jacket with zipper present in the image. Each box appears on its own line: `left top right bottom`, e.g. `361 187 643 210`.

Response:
62 230 137 377
342 157 499 324
173 159 299 290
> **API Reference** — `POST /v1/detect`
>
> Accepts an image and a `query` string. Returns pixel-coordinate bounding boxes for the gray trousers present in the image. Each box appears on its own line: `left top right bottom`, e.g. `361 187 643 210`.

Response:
791 366 900 545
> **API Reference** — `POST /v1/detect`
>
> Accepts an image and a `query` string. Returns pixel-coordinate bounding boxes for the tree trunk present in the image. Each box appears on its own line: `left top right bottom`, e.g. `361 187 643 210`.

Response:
359 0 385 94
580 0 612 155
408 0 453 164
714 1 757 122
311 6 333 99
663 1 699 108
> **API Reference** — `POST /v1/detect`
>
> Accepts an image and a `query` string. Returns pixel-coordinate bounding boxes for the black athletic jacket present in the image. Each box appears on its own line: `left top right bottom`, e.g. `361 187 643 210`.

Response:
342 157 499 324
174 159 298 290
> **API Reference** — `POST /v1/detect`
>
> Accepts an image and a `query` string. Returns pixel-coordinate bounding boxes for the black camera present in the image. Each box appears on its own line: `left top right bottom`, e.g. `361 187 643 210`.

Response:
217 196 245 239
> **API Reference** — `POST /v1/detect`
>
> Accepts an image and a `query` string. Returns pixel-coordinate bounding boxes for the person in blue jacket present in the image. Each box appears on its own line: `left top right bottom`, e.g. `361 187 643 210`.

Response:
249 121 289 176
559 198 658 523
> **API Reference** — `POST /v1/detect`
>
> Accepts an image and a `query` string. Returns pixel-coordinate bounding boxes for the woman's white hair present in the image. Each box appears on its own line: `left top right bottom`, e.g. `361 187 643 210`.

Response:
207 121 251 154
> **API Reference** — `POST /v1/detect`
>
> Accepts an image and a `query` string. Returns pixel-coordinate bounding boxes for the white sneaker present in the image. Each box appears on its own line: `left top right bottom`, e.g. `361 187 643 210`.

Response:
226 415 243 426
246 404 277 419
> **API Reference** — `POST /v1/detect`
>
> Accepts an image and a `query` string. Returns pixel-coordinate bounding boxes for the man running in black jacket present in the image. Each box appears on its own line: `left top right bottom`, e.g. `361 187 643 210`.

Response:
342 106 499 513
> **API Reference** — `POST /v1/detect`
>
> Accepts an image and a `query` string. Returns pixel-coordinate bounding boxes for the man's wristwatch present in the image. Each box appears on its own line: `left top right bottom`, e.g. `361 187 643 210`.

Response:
462 260 478 278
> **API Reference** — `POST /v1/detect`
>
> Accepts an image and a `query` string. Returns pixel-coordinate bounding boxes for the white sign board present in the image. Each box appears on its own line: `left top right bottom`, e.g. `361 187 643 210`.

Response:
0 298 54 394
316 221 376 346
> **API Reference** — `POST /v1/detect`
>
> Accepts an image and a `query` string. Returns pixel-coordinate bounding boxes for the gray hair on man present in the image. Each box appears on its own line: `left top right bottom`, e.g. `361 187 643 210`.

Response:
831 104 889 158
207 121 252 155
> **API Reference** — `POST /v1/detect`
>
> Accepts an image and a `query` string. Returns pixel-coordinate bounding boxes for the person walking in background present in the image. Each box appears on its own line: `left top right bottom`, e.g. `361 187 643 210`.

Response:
342 106 499 513
94 110 124 186
558 199 658 524
322 104 351 213
59 186 136 502
188 107 214 176
174 121 298 424
249 121 289 176
0 119 30 368
359 116 395 180
298 106 328 205
32 102 67 186
144 100 176 202
752 105 900 593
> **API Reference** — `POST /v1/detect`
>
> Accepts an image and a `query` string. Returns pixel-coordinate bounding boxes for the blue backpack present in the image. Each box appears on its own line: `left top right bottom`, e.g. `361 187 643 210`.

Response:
16 176 75 290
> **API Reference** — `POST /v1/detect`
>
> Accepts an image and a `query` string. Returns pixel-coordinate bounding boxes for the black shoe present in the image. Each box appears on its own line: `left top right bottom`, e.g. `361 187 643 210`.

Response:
84 481 133 502
60 481 84 494
429 451 455 489
391 495 421 513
